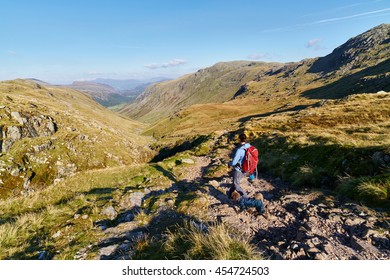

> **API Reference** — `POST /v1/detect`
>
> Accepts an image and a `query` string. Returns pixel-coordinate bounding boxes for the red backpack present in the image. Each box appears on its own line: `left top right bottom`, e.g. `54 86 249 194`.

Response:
242 145 259 174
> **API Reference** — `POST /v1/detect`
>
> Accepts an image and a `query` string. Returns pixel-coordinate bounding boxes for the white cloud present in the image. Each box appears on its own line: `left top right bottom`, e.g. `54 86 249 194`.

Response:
7 50 18 56
261 8 390 33
84 71 104 76
145 59 187 69
247 53 267 60
306 38 325 51
312 8 390 24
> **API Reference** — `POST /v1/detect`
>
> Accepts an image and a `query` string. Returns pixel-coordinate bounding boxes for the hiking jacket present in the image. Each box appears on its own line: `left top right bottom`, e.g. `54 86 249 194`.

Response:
228 143 251 172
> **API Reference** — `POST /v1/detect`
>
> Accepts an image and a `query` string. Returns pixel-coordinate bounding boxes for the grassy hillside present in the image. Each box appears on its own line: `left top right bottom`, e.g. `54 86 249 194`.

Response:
1 24 389 260
2 89 388 259
0 79 152 198
120 24 389 125
0 151 259 259
119 61 284 123
243 92 390 207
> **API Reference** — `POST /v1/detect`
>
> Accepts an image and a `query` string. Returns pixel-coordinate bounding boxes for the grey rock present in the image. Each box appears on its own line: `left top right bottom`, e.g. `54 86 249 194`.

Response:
307 247 320 254
291 243 299 251
180 158 195 164
99 245 118 257
329 213 342 222
52 230 62 239
33 142 52 153
314 253 327 260
166 198 175 207
57 163 77 178
10 167 20 177
362 229 378 239
2 126 21 152
310 237 321 246
345 217 365 226
11 112 26 125
23 178 31 189
209 180 219 188
38 251 48 260
102 206 117 220
118 242 132 252
127 231 145 240
46 117 57 134
372 151 390 167
120 189 150 209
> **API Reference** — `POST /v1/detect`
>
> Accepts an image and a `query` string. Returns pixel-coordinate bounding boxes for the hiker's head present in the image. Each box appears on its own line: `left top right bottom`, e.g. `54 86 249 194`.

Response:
238 133 247 143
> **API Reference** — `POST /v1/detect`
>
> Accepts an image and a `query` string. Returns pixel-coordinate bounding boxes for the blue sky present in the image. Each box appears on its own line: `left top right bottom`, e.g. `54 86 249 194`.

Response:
1 0 389 84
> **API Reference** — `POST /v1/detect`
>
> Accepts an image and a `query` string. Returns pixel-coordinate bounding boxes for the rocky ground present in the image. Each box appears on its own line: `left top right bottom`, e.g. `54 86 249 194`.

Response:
81 154 389 260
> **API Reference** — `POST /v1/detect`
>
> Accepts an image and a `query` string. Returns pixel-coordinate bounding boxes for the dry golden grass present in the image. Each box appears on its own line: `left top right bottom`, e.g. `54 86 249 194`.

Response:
0 79 153 198
134 222 260 260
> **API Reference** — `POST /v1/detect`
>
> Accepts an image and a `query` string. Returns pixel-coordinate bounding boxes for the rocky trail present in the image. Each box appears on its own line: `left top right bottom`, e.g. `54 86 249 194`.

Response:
83 153 389 260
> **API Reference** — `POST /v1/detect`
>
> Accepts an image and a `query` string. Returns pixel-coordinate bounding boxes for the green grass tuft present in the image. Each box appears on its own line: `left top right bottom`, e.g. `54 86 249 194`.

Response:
133 222 260 260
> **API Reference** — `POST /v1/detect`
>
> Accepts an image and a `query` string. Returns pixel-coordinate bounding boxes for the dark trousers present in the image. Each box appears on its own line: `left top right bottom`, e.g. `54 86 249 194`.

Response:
228 169 248 198
239 197 264 213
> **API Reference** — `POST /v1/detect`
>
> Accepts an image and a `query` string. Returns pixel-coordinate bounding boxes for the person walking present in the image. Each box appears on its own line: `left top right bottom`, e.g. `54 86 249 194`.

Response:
227 133 251 199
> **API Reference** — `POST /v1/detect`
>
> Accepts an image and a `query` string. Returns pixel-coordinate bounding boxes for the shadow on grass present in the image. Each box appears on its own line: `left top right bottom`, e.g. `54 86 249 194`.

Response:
150 135 211 163
238 104 312 123
303 59 390 99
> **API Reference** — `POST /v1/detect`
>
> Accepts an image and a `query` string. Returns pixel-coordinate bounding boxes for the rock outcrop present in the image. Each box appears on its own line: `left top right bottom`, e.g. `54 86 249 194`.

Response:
1 110 57 153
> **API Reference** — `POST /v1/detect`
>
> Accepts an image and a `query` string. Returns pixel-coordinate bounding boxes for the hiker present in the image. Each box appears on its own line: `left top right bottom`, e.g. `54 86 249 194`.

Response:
227 133 251 199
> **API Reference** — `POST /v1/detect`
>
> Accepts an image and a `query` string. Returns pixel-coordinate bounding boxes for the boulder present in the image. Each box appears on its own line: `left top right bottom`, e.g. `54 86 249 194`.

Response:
57 163 77 178
10 112 26 125
102 206 117 220
2 126 22 152
180 158 195 164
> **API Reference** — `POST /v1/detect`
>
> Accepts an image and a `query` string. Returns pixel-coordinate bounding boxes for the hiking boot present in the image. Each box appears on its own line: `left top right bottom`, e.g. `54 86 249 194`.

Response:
262 209 270 219
256 206 265 214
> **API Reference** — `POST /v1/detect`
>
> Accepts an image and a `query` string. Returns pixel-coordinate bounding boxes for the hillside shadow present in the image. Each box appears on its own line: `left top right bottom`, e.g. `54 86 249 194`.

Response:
91 158 249 259
251 134 389 191
238 104 311 123
302 59 390 99
153 164 178 183
150 135 210 162
95 209 204 260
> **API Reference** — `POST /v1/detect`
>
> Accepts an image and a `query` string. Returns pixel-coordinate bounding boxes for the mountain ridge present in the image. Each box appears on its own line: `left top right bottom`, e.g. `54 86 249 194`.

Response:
120 24 390 124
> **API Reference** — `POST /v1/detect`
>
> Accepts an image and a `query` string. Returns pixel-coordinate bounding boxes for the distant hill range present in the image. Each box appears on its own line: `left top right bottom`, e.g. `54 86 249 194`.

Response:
64 81 132 107
61 77 169 107
93 77 169 92
23 78 169 108
119 24 390 123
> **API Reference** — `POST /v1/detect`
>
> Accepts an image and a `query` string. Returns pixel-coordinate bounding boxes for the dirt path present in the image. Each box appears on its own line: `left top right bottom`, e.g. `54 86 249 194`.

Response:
206 164 390 260
164 150 390 260
84 153 389 260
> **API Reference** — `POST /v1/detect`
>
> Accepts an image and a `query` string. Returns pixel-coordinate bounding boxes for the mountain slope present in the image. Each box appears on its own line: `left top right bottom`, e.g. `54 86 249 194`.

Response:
120 24 389 125
119 61 283 122
309 23 390 75
0 79 152 198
